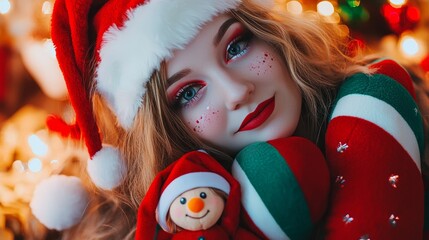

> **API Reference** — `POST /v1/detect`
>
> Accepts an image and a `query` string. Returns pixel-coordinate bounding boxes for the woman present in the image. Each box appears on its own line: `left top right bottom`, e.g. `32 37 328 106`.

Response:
45 0 426 239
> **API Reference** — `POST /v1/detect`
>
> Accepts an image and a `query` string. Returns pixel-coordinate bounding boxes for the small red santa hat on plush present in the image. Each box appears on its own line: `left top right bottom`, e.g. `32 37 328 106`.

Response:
136 150 242 239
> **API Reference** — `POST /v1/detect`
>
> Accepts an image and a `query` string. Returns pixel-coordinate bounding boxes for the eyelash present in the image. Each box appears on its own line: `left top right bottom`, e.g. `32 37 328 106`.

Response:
225 31 253 63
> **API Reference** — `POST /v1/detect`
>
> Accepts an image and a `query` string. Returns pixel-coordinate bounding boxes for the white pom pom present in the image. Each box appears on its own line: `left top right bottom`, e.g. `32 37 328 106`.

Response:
30 175 89 231
87 145 126 190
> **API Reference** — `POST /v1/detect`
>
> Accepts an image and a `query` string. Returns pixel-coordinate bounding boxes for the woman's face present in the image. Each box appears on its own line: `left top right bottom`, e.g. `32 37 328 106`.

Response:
166 13 302 154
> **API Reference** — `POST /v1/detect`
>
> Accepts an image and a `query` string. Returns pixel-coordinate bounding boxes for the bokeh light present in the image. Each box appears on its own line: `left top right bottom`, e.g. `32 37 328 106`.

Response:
287 1 303 15
0 0 11 14
28 158 43 173
28 134 48 156
389 0 407 8
318 1 335 16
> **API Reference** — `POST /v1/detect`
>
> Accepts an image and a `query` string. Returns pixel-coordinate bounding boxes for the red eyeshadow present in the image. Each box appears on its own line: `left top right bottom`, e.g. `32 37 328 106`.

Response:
224 25 244 62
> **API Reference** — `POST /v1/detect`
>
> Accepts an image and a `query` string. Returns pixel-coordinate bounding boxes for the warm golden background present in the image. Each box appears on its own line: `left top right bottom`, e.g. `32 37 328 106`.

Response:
0 0 428 239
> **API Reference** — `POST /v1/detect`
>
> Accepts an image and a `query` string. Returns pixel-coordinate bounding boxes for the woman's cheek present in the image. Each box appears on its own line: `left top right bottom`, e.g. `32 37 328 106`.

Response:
248 51 275 76
183 106 225 139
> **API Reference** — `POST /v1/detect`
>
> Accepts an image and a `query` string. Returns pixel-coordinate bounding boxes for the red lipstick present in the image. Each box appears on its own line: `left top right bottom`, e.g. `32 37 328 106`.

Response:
237 97 275 133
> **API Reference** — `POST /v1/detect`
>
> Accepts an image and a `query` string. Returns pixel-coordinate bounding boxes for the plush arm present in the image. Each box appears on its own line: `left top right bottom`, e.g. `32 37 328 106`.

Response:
232 136 330 239
322 59 425 239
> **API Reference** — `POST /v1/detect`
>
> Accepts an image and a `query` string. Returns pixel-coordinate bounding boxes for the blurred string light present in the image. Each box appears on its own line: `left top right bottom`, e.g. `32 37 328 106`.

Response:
28 158 43 173
347 0 360 8
28 134 48 157
389 0 408 8
41 0 52 15
400 35 419 56
12 160 25 173
381 3 420 34
399 33 426 61
287 0 303 15
43 38 56 59
339 1 369 25
318 1 335 16
0 0 11 14
50 159 59 168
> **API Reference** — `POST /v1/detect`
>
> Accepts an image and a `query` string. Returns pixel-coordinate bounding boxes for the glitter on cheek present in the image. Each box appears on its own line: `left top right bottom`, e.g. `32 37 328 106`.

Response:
249 51 275 76
189 109 221 134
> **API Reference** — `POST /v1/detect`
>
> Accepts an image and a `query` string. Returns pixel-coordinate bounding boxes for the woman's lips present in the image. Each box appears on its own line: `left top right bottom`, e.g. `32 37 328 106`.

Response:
236 96 275 133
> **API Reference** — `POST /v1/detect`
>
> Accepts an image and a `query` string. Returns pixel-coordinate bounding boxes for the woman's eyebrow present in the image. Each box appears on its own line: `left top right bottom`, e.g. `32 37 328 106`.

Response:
214 18 238 46
167 68 191 87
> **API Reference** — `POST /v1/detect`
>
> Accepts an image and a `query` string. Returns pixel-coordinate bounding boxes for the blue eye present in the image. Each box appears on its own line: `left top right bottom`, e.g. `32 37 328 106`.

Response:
180 197 187 205
183 87 197 101
226 32 253 62
228 43 243 56
175 83 204 108
200 192 207 199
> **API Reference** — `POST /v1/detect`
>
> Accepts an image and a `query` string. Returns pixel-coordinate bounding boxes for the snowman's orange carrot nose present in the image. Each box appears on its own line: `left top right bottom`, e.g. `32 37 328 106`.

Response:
188 197 204 213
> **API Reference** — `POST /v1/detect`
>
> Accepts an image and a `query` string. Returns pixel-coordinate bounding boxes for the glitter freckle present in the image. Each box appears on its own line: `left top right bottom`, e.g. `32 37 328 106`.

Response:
389 174 399 188
359 235 370 240
389 214 399 227
335 176 346 188
342 214 354 224
191 110 220 133
337 142 349 153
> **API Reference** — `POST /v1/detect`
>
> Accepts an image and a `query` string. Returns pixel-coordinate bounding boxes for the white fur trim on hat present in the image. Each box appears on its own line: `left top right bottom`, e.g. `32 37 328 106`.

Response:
87 145 127 190
157 172 230 232
30 175 89 231
96 0 241 129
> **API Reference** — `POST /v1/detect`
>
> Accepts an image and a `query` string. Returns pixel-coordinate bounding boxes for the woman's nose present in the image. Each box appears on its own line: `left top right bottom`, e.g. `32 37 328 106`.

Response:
220 76 254 110
188 197 204 213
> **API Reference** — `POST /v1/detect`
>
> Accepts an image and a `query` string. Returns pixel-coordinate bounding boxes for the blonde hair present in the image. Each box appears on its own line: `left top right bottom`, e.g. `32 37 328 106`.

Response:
62 2 372 239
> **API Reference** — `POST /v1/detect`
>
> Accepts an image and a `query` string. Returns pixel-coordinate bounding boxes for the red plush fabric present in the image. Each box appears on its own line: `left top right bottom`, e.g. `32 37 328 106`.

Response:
324 116 424 239
171 225 228 240
268 137 330 223
51 0 102 156
234 137 330 239
424 174 429 239
239 207 268 239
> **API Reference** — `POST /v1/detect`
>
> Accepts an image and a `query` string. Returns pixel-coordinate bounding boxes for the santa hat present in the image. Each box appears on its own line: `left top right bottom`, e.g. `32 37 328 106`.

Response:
49 0 274 190
135 150 242 239
35 0 273 231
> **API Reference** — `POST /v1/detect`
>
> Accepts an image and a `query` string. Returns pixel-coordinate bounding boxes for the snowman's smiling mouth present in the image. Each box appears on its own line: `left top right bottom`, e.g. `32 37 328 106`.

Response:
186 210 210 219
